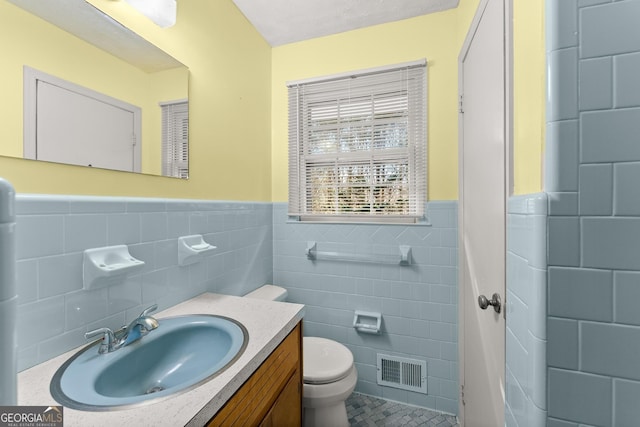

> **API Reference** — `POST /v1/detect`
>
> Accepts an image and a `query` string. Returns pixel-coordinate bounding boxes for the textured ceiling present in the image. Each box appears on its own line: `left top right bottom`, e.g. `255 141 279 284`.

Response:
232 0 460 46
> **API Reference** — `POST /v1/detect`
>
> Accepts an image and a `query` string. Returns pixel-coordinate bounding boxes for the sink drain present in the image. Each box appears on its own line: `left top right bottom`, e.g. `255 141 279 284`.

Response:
145 385 165 395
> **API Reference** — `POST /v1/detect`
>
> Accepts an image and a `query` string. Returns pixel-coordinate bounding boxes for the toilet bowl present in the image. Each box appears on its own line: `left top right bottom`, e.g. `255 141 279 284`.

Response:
245 285 357 427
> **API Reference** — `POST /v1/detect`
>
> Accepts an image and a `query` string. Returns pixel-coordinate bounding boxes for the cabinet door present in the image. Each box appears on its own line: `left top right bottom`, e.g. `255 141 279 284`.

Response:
208 324 302 427
262 369 301 427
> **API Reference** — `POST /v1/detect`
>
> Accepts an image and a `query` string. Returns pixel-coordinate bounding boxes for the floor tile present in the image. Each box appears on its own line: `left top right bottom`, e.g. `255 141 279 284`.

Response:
346 393 459 427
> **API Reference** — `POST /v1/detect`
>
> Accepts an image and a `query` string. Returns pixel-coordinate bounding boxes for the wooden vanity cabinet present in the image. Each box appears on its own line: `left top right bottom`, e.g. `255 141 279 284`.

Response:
208 323 303 427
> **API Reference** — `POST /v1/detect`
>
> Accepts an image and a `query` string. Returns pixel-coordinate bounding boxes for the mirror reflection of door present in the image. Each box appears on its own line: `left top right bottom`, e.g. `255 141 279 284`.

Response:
37 80 137 172
24 67 142 173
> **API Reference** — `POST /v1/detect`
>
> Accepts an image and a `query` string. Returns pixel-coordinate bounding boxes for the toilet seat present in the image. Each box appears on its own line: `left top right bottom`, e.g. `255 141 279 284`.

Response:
303 337 354 385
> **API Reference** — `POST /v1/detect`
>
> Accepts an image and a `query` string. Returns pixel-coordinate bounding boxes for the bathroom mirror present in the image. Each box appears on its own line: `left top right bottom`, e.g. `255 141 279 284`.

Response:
1 0 189 178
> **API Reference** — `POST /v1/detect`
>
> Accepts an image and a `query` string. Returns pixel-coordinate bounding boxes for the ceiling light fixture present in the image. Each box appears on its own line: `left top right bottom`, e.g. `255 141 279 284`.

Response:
124 0 176 28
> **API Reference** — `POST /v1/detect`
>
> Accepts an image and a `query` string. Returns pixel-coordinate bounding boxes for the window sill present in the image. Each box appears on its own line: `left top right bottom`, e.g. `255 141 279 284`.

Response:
286 216 432 226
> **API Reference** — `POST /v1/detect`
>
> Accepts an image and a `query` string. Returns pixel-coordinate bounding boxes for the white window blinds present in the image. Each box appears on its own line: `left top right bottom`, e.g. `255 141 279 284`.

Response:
288 60 427 222
161 100 189 179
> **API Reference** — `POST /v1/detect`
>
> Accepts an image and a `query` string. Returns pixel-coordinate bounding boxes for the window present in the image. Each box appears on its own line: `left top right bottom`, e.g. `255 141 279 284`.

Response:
161 100 189 179
288 60 427 223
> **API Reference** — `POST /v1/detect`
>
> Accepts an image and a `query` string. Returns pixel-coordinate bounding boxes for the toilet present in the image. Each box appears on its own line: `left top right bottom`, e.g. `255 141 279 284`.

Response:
245 285 357 427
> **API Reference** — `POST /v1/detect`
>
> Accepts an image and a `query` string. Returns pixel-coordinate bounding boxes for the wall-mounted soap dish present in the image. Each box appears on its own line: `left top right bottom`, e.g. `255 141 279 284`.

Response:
353 310 382 335
83 245 145 290
178 235 216 266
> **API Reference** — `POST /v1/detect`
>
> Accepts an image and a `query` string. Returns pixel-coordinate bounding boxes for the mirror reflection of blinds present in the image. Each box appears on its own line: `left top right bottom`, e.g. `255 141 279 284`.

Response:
161 101 189 179
288 60 427 222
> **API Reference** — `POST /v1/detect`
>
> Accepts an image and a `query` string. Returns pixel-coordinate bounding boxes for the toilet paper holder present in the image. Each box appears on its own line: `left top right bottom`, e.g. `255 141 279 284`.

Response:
353 311 382 335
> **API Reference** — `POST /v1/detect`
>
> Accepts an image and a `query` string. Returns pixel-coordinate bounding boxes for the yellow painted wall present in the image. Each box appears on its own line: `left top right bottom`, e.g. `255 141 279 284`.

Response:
0 0 272 200
513 0 545 195
271 9 460 201
0 0 543 200
271 0 545 201
457 0 482 38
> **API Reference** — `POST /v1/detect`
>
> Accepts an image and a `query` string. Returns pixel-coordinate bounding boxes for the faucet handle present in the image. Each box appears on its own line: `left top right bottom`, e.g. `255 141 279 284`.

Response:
85 327 115 354
140 304 158 317
85 327 114 340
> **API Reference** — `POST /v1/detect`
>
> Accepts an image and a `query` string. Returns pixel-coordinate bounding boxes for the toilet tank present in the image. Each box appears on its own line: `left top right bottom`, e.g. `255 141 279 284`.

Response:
244 285 288 302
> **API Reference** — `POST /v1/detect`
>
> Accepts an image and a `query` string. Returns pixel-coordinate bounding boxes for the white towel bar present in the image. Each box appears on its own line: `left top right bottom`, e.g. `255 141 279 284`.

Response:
305 241 412 266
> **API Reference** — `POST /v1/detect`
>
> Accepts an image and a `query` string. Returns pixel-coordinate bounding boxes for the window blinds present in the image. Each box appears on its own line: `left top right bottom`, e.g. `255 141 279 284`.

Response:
161 101 189 179
288 60 427 221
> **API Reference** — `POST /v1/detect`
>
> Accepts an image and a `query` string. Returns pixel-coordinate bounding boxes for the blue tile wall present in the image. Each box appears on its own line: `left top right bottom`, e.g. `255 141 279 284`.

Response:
547 217 580 266
546 0 578 51
505 194 547 427
581 322 640 380
15 195 458 414
547 48 579 121
614 271 640 325
614 52 640 108
272 201 458 414
580 0 640 58
579 57 613 111
546 0 640 425
548 192 578 216
548 267 612 321
547 318 579 370
581 108 640 163
545 120 579 192
613 162 640 215
14 195 273 371
548 369 612 427
579 164 612 215
614 379 640 426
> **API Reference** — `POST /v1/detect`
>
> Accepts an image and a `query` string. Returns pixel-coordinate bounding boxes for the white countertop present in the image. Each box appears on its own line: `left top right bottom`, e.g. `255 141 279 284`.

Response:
17 293 305 427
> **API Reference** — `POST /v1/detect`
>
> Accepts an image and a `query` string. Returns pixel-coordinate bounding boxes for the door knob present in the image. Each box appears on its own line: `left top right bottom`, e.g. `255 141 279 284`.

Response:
478 293 501 313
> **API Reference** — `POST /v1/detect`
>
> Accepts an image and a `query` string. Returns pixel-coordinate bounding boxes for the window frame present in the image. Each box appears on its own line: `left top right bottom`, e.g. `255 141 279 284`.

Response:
161 99 189 179
287 59 428 224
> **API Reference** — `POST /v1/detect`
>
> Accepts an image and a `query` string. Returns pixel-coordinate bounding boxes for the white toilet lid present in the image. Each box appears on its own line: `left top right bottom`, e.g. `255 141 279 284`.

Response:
303 337 354 385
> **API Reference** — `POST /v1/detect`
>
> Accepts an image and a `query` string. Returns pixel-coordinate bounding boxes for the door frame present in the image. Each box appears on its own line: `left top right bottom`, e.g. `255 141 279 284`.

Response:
457 0 513 423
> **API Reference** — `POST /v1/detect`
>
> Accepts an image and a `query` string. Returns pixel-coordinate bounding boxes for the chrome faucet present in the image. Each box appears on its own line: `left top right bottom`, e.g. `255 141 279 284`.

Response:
122 305 159 345
85 304 159 354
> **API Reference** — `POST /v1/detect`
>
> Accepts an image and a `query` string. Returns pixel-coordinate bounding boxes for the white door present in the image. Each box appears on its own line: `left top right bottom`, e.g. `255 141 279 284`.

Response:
458 0 507 425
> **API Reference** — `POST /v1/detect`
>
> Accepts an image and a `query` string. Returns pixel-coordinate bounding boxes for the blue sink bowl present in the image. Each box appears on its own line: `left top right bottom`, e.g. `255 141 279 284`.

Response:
50 315 248 411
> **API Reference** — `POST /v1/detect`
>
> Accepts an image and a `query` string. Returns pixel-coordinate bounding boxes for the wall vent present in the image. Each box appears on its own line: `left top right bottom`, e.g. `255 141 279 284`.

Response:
376 354 427 394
